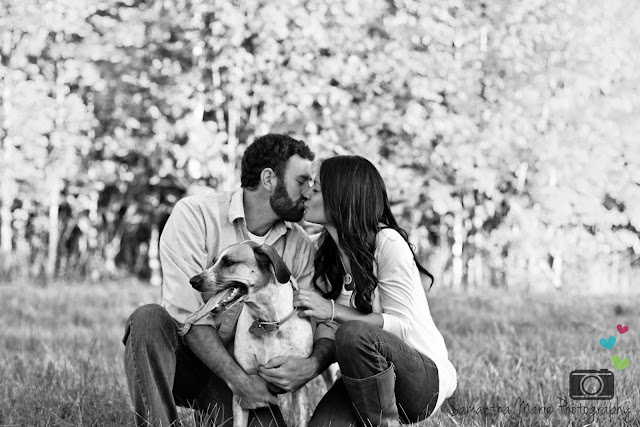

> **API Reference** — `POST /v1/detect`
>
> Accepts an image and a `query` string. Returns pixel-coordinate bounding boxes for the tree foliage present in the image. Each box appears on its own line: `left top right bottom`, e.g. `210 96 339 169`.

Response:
0 0 638 290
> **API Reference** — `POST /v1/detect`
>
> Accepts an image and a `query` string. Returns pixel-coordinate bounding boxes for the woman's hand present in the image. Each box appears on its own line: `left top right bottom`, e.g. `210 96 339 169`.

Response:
293 289 332 321
294 288 385 328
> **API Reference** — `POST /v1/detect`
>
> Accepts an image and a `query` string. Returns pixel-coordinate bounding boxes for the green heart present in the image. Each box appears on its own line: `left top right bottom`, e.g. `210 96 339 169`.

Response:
611 355 630 371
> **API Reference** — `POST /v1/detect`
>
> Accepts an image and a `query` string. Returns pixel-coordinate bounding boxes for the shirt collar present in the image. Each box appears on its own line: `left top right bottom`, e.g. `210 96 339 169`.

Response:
228 189 246 223
228 189 293 233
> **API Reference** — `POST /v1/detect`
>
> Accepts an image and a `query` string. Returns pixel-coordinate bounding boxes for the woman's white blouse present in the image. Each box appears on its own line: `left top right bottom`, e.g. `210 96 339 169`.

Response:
335 228 457 415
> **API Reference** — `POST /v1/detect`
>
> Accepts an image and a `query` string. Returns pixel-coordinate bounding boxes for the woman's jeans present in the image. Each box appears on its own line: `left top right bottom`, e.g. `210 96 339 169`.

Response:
123 304 284 427
310 320 439 427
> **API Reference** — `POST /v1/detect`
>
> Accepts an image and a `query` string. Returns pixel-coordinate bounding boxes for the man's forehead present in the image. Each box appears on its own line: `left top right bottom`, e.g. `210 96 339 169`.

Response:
286 154 313 177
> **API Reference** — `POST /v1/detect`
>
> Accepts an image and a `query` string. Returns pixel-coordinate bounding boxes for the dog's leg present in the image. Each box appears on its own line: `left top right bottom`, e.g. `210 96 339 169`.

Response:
291 388 310 427
232 394 250 427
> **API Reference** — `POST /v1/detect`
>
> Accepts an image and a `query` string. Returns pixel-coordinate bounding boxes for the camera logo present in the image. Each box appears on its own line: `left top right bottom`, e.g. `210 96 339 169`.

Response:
569 369 614 400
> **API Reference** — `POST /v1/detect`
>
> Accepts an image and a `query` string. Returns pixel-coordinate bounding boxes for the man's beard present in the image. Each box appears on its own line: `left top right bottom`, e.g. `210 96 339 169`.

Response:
270 180 305 222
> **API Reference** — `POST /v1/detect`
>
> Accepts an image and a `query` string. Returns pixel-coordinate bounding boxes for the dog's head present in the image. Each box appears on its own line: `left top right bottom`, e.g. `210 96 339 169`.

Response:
189 241 291 312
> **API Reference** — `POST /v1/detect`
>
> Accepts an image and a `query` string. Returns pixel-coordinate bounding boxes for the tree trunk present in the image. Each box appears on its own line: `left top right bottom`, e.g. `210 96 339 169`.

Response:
437 223 450 287
0 182 13 275
45 184 61 282
609 256 619 293
552 252 563 290
45 35 65 282
1 52 14 275
466 256 475 289
148 223 161 287
226 97 239 189
452 212 464 289
474 249 484 288
104 230 123 276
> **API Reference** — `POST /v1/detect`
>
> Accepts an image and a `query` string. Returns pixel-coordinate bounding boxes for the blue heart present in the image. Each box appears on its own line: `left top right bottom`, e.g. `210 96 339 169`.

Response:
600 336 616 350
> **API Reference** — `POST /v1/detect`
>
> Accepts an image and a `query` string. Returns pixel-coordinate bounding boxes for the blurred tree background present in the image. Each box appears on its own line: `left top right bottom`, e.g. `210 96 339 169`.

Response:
1 0 638 291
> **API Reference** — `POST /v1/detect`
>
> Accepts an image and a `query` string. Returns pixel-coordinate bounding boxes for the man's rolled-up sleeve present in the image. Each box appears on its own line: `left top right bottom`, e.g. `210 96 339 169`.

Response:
160 199 216 328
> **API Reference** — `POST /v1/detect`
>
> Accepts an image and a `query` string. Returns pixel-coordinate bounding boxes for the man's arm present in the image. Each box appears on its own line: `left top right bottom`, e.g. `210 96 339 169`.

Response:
184 326 278 408
160 198 276 408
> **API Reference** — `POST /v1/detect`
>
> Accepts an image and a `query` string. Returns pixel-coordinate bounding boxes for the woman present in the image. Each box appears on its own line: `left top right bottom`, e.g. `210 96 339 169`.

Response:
294 156 456 427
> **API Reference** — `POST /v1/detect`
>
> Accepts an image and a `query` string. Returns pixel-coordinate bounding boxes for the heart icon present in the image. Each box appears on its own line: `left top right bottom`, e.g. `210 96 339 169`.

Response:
611 355 630 370
600 336 616 350
617 324 629 334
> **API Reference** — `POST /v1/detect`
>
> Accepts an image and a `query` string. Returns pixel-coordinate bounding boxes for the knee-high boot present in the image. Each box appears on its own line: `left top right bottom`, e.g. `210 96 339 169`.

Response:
341 364 400 427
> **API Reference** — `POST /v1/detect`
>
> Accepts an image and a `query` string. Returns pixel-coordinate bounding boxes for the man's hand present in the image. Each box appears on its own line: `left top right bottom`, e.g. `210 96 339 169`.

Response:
231 373 279 410
257 337 335 392
185 325 278 409
257 355 319 392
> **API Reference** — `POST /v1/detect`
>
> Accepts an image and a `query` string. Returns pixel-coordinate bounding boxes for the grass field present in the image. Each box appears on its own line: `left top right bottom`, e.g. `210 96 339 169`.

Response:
1 280 638 427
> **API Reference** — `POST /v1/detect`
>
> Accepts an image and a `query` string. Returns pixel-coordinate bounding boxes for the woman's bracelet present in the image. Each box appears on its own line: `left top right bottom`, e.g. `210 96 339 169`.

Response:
327 299 335 323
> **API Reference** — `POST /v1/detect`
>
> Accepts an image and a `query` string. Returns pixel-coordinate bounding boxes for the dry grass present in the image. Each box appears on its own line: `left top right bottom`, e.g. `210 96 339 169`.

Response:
424 289 640 427
0 281 638 426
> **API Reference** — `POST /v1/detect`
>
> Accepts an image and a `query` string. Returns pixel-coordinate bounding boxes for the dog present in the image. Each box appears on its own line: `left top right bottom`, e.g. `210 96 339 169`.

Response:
188 241 314 427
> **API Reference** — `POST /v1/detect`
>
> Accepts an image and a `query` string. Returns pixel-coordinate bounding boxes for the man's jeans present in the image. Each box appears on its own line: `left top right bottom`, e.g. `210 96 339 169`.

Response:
123 304 284 427
309 321 439 427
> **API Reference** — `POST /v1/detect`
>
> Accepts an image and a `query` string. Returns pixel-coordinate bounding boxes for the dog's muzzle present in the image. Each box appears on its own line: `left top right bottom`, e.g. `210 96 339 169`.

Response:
209 284 248 314
179 283 248 336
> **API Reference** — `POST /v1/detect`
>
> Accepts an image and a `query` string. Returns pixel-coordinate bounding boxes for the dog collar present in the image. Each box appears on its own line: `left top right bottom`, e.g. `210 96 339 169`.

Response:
249 308 298 337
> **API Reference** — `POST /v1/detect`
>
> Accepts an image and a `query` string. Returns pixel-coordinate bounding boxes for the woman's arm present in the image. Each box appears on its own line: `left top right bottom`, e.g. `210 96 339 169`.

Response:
374 229 420 339
294 229 421 334
293 289 384 327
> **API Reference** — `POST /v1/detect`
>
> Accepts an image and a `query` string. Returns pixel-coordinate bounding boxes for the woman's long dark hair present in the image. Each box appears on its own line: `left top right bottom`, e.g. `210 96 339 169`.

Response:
311 155 434 313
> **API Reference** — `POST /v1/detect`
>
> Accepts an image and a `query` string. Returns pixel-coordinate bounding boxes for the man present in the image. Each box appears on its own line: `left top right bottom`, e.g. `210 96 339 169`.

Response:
123 134 336 426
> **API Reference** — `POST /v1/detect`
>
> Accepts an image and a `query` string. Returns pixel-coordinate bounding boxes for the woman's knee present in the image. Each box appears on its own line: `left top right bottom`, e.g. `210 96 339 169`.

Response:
335 320 377 355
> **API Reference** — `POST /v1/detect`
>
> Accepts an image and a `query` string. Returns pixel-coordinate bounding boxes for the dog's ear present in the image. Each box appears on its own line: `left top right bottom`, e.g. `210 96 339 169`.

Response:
253 244 291 284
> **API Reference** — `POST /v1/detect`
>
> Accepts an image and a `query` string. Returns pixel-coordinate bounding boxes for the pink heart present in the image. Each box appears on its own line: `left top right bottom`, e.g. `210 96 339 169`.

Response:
617 324 629 334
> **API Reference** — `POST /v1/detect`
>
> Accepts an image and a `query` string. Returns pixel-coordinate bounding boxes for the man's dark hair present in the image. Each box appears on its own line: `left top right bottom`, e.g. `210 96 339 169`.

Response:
241 134 315 189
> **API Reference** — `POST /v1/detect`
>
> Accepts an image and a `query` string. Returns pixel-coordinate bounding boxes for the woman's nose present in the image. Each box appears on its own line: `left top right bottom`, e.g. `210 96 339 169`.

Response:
301 185 311 199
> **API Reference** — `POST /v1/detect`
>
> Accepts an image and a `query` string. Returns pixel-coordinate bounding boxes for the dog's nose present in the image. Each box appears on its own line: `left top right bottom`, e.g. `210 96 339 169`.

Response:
189 275 201 287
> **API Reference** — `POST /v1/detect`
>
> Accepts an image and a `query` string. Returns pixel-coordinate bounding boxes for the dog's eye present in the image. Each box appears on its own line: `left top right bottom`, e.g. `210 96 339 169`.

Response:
221 256 235 267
